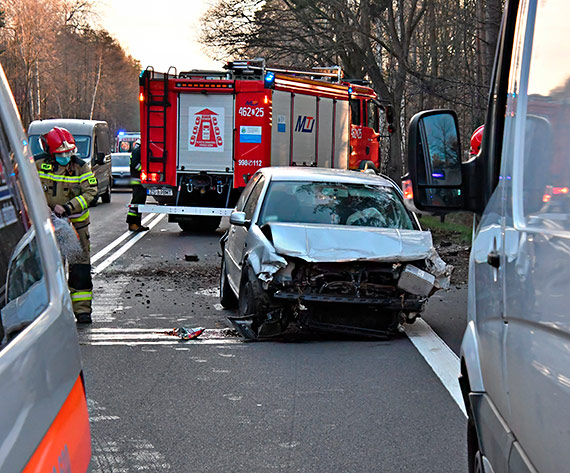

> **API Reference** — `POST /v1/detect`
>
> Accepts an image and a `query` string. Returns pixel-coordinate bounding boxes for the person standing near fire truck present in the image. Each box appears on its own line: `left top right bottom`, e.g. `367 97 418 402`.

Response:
126 139 149 232
35 126 97 324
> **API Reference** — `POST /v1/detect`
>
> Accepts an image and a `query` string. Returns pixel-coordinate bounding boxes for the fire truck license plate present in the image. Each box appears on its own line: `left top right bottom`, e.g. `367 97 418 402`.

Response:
148 188 173 196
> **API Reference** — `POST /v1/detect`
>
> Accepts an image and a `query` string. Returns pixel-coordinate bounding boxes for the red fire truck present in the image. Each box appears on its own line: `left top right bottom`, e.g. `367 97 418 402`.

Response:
137 59 389 231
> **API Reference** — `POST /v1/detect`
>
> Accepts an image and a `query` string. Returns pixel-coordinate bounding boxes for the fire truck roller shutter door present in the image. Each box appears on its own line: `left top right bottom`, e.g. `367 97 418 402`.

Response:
334 99 350 170
291 94 317 166
270 90 291 166
178 93 234 172
317 97 335 168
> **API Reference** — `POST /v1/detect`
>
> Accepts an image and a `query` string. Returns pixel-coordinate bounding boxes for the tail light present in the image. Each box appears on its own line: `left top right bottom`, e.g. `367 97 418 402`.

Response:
141 171 162 183
139 92 145 102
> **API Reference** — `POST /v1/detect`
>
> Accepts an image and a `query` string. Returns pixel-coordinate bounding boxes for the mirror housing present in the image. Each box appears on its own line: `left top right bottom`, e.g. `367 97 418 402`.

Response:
96 152 106 165
403 110 465 215
229 211 249 227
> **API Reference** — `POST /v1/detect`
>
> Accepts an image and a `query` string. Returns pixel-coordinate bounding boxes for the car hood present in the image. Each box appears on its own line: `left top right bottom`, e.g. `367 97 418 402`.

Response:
266 222 433 262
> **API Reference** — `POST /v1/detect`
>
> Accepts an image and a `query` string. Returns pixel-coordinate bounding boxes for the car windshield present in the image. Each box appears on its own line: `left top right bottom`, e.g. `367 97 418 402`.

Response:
259 180 415 229
112 154 131 167
28 134 91 159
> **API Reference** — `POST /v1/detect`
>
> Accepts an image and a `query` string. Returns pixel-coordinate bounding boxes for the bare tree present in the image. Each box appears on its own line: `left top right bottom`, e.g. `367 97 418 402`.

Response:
201 0 504 179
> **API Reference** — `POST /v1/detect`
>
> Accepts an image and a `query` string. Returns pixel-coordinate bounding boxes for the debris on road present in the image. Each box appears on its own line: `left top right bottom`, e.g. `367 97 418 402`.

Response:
184 254 200 262
162 327 205 340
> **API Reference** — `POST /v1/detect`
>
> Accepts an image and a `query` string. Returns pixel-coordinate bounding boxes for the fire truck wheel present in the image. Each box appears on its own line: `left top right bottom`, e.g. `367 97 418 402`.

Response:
178 216 221 232
220 255 238 309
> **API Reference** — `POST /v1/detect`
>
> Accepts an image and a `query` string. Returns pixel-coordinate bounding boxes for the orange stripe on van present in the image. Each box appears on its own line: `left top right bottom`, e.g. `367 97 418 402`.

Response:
23 375 91 473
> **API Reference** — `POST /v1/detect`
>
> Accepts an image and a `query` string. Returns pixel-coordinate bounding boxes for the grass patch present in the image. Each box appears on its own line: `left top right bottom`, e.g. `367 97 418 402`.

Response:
418 213 473 244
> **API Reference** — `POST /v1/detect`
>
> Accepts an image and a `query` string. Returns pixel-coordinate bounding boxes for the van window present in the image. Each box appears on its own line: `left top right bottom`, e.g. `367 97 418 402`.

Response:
28 134 91 160
0 123 47 345
507 0 570 233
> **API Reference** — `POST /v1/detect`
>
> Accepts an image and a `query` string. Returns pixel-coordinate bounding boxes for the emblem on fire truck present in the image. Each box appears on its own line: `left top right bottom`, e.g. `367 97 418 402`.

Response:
188 107 224 152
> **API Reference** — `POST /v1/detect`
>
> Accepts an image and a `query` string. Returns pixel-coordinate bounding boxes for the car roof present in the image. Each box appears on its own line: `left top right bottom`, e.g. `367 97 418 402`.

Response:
259 167 396 187
27 119 107 135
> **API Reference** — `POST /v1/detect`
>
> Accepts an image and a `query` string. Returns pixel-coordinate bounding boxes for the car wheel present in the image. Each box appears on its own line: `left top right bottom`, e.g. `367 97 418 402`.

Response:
238 264 271 318
220 255 238 309
101 182 111 203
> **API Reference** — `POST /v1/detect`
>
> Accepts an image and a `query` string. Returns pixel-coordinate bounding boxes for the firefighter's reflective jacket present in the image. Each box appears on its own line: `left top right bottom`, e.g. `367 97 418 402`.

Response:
35 153 97 228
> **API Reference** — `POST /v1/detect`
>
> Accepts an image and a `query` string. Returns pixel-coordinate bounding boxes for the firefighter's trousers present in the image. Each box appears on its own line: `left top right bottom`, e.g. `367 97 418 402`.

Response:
68 225 92 317
126 184 147 225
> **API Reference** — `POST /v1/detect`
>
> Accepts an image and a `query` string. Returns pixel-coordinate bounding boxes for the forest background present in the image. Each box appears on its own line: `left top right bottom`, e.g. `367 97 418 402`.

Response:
0 0 503 180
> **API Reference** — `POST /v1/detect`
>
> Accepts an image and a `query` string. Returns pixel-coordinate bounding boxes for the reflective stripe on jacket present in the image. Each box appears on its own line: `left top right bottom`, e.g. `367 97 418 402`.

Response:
35 153 97 228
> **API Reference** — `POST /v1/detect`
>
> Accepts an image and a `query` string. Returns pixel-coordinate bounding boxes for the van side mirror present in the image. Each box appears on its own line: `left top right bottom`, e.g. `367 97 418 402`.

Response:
96 152 106 165
403 110 464 214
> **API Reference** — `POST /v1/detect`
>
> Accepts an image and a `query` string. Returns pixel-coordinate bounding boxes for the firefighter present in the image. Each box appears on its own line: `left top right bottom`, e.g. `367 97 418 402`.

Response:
126 139 149 232
35 127 97 324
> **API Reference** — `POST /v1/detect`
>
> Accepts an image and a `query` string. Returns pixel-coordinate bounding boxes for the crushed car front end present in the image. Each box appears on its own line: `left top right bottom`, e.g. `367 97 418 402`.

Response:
229 223 452 340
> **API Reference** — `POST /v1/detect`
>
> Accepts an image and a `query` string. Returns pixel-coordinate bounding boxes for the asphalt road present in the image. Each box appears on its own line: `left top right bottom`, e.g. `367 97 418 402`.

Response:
81 191 469 472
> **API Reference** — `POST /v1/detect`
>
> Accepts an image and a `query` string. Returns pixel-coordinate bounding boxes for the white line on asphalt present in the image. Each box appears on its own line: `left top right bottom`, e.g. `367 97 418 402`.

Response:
79 328 243 346
91 213 157 264
86 340 240 346
93 214 166 274
405 318 467 418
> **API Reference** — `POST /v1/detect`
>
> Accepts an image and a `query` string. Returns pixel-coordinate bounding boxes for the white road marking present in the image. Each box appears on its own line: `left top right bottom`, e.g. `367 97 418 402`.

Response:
405 318 467 417
87 399 171 471
194 287 220 297
93 214 166 274
92 213 157 264
79 327 242 346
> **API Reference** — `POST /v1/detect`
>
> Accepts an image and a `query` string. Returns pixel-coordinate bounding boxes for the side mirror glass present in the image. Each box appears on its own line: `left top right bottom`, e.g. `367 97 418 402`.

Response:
404 110 464 213
230 211 248 227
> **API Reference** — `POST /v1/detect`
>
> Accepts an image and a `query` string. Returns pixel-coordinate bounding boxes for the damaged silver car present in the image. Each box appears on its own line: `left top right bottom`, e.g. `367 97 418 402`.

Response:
220 167 451 339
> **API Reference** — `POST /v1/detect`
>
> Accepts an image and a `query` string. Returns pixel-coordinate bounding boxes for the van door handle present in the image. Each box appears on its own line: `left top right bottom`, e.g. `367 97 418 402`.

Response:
487 251 501 268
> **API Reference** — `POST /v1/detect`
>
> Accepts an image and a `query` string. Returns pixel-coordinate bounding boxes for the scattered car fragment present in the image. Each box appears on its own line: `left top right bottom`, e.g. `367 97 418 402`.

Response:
163 327 205 340
220 167 452 340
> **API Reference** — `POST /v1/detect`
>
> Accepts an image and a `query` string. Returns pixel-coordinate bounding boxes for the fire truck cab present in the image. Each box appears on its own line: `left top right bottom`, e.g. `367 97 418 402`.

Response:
138 59 389 231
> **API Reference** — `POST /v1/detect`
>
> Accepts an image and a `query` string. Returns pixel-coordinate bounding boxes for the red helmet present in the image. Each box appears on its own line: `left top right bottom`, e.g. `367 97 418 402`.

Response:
470 125 484 155
40 127 77 156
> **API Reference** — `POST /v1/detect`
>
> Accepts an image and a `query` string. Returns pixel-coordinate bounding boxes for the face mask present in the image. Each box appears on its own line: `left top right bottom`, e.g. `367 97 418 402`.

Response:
55 155 71 166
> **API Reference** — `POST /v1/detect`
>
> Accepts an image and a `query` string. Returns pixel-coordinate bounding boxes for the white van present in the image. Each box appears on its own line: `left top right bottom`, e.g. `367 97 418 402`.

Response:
402 1 570 472
0 68 91 470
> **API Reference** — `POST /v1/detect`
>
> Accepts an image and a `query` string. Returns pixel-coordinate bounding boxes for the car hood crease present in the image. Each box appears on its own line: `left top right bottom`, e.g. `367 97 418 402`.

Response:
267 223 434 262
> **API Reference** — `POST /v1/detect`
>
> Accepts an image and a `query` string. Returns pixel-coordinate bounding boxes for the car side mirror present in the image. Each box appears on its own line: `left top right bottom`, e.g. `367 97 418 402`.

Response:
403 110 464 214
230 211 249 227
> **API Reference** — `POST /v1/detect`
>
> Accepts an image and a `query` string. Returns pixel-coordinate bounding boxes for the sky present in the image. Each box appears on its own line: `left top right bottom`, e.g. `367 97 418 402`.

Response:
99 0 223 73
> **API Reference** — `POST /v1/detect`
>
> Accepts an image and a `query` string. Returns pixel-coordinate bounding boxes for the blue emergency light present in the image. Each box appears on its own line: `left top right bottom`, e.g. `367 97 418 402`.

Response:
264 71 275 88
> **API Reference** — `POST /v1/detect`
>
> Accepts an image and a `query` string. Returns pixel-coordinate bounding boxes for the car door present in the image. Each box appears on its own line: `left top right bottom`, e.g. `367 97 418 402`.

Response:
499 1 570 471
225 173 265 289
